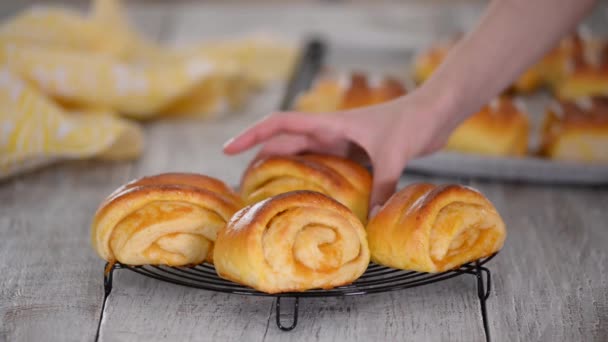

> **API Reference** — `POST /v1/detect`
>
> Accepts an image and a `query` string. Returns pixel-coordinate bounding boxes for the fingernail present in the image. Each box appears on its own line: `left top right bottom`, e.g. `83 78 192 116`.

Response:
370 205 381 218
223 138 235 149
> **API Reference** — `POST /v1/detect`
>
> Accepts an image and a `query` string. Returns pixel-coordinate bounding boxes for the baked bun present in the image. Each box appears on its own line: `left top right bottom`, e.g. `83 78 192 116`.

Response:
554 40 608 100
446 97 530 156
366 183 506 273
413 32 605 93
240 154 372 223
91 173 242 266
412 36 543 93
295 72 406 112
214 191 370 293
541 98 608 163
412 39 454 85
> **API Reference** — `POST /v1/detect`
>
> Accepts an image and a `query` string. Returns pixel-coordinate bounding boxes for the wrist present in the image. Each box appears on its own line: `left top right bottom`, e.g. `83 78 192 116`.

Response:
410 79 466 133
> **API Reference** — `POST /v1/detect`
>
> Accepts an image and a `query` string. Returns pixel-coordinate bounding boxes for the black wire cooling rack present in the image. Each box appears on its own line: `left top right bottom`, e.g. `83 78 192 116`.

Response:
97 39 500 342
102 254 495 340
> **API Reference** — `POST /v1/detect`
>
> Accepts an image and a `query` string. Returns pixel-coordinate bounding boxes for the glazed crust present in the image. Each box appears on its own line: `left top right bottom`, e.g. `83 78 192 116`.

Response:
294 73 406 112
213 190 370 293
366 183 506 273
240 154 372 224
91 173 242 265
541 99 608 163
446 97 530 156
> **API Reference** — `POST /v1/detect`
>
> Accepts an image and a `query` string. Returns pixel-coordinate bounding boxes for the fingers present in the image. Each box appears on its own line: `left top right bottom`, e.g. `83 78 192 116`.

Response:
223 113 327 155
254 134 316 160
254 133 352 161
369 159 405 209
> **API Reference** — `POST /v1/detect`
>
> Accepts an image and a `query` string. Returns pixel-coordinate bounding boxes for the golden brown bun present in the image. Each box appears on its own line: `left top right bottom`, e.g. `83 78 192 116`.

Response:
293 77 344 112
214 190 370 293
540 98 608 163
554 40 608 100
240 154 372 224
511 66 544 93
446 97 530 156
412 39 454 85
366 183 506 273
538 33 589 88
91 173 242 266
294 73 406 112
339 73 406 109
412 33 594 93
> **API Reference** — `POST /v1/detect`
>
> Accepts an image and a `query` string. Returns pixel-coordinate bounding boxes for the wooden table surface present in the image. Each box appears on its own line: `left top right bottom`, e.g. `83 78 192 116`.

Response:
1 2 607 342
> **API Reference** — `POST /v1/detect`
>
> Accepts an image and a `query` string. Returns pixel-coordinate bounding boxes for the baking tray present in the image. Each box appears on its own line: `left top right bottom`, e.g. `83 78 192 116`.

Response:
296 40 608 185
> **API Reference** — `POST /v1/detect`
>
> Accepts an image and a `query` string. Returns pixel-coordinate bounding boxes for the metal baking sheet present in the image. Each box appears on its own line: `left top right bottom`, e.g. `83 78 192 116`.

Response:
289 39 608 185
407 152 608 184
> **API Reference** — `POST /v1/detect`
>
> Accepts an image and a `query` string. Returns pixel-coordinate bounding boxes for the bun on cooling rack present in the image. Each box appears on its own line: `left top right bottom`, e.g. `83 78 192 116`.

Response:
294 72 406 112
445 97 530 157
240 154 372 224
366 183 506 273
540 98 608 163
91 173 242 266
214 190 370 293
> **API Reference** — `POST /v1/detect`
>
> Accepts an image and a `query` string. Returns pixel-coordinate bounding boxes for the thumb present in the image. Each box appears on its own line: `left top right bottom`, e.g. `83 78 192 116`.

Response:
369 160 404 209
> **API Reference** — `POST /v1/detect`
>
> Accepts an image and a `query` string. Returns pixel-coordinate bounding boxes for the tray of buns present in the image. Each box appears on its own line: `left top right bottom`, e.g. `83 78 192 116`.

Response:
293 34 608 184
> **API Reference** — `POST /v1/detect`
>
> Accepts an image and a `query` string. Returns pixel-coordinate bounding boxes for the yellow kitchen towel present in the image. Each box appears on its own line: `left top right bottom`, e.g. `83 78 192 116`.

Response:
0 0 295 178
0 0 295 118
0 42 231 119
0 66 143 179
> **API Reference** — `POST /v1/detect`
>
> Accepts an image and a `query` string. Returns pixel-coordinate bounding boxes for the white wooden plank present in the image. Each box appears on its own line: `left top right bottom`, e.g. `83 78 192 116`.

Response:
468 180 608 341
0 3 172 342
0 165 133 342
99 272 273 341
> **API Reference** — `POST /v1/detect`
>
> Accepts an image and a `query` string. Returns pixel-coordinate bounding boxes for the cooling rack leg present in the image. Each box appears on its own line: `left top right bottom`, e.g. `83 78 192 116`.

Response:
475 261 492 342
275 297 299 331
104 263 115 297
96 263 117 342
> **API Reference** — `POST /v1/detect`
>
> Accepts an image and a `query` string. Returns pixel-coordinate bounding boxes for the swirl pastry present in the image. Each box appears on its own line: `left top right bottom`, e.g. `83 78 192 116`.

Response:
540 98 608 163
214 191 370 293
367 183 506 273
554 41 608 100
294 72 406 112
240 154 372 223
446 97 529 156
91 173 242 266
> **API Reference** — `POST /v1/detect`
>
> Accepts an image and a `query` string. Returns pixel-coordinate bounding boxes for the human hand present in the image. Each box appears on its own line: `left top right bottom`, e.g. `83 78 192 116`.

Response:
223 89 458 210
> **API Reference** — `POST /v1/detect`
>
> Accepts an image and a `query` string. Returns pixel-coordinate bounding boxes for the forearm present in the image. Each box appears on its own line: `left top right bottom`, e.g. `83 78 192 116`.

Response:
421 0 597 127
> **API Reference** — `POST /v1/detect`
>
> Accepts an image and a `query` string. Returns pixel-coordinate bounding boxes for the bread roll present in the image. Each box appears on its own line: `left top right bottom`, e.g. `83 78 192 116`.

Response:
240 154 372 223
295 72 406 112
366 183 506 273
91 173 241 266
446 97 529 156
411 39 453 85
214 191 370 293
412 33 601 93
541 98 608 163
554 41 608 100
